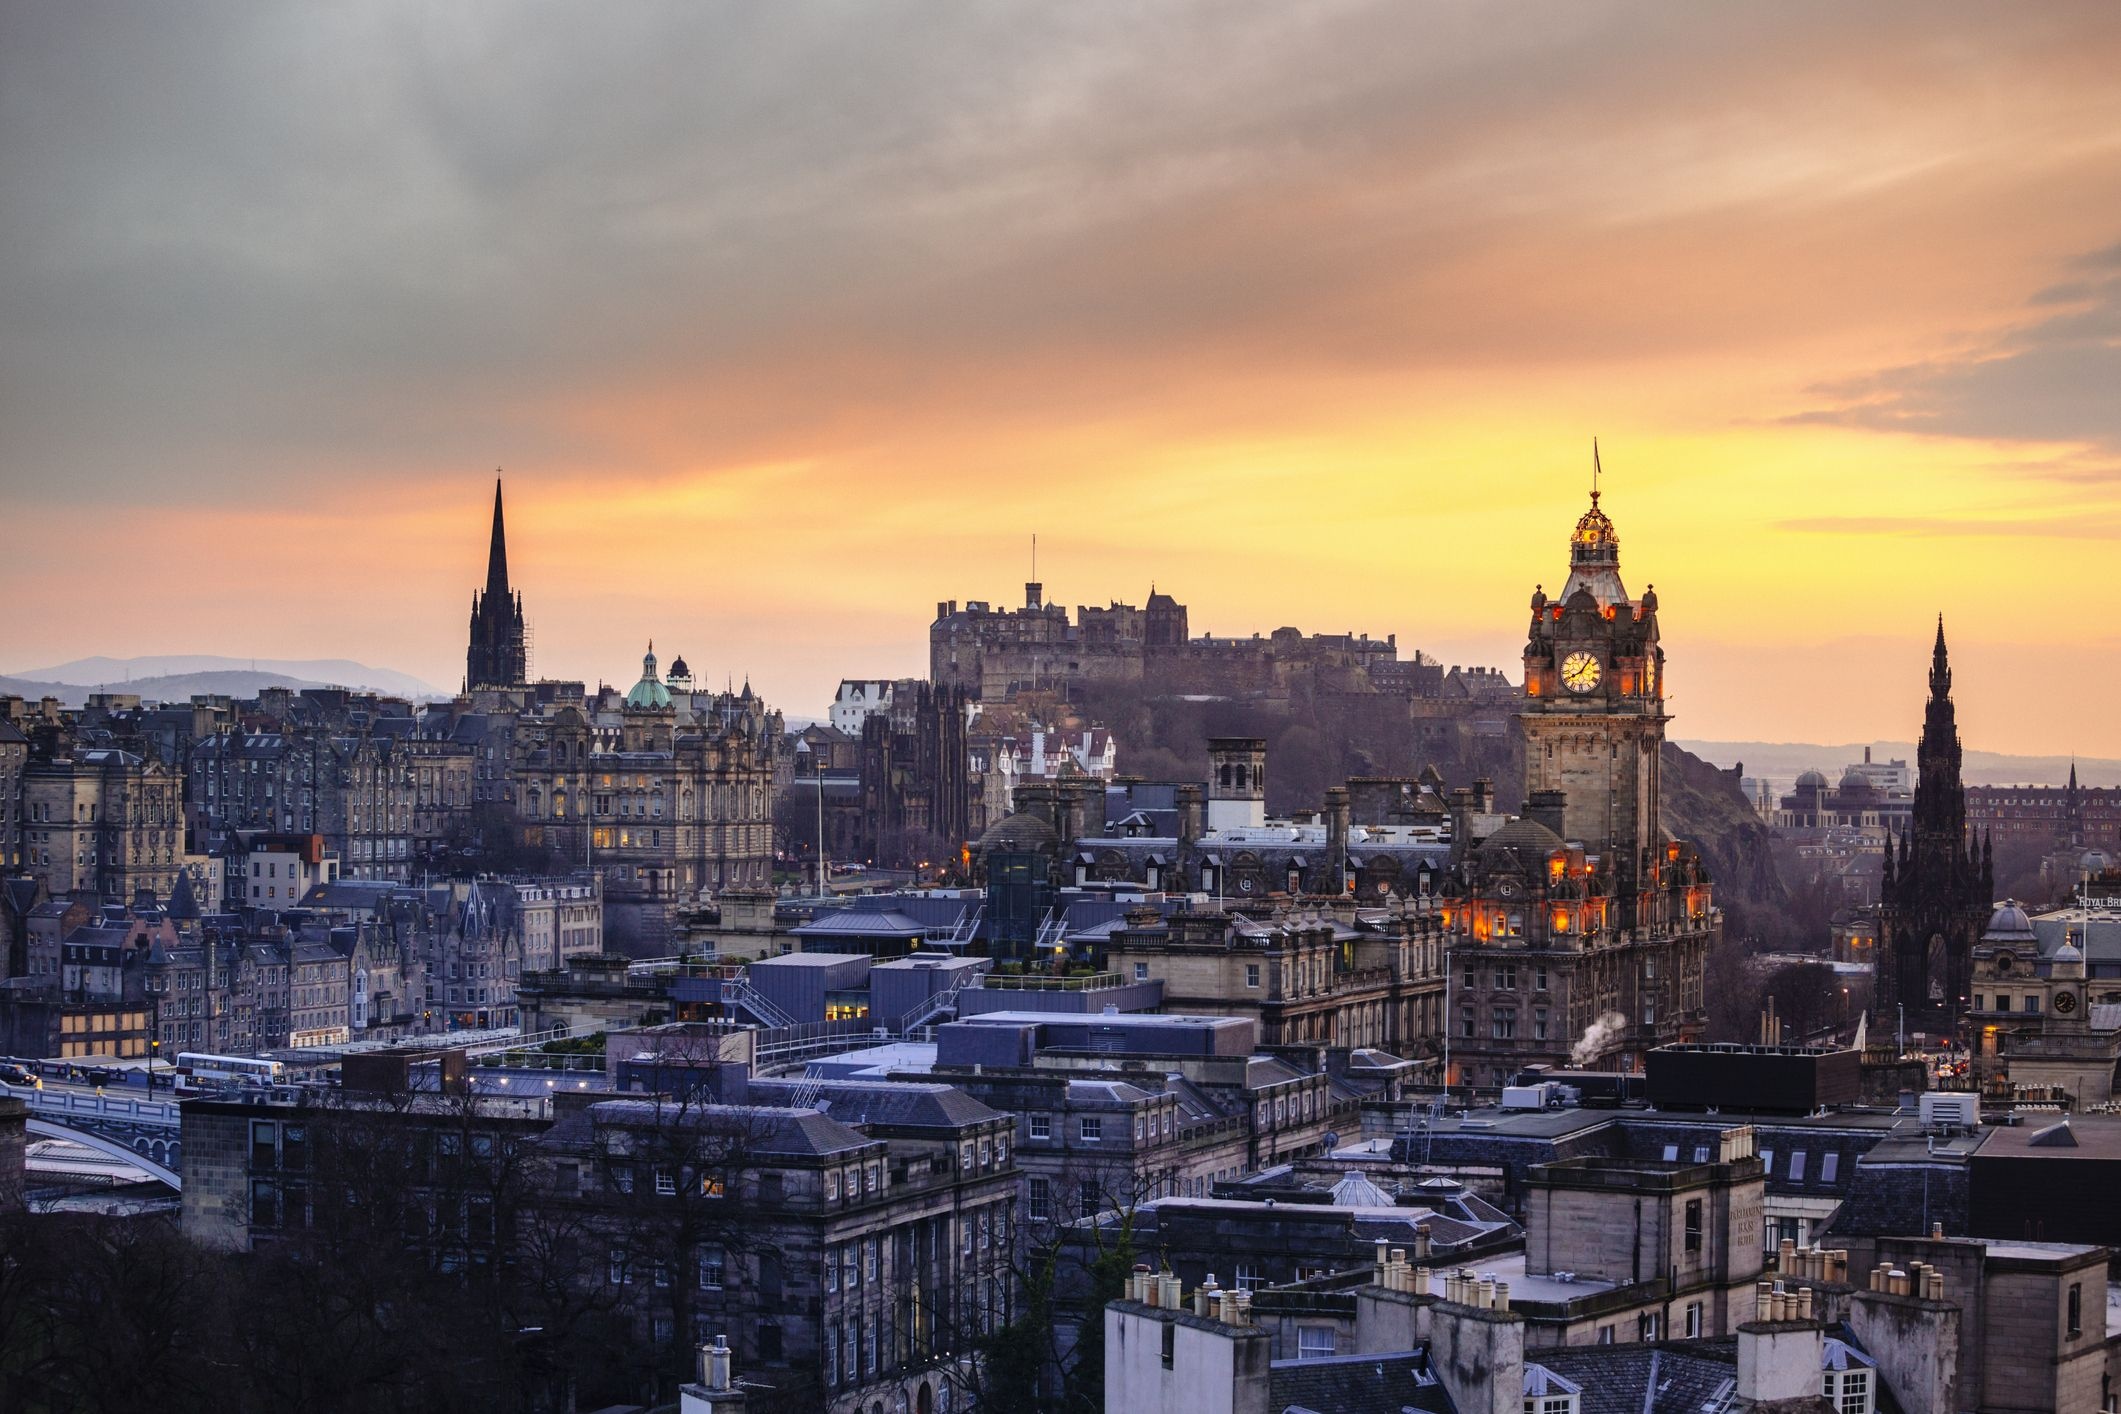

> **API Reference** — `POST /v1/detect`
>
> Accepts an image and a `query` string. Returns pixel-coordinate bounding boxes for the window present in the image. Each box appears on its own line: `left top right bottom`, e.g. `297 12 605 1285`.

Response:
608 1248 630 1284
2027 994 2042 1013
1496 965 1517 990
698 1245 725 1289
1233 1263 1262 1291
1662 1144 1679 1162
825 1327 839 1385
1693 1146 1710 1164
1161 1321 1176 1370
1597 1326 1614 1345
1297 1326 1336 1359
1461 1007 1476 1039
1820 1152 1840 1183
1078 1181 1101 1216
1080 1116 1103 1143
1760 1149 1775 1175
1534 1009 1550 1042
1826 1368 1872 1414
1245 964 1260 989
1135 963 1149 981
1638 1312 1659 1341
1686 1302 1703 1338
1535 966 1549 991
655 1166 676 1196
1789 1151 1808 1182
1685 1199 1702 1255
1029 1113 1051 1140
2070 1282 2084 1338
1029 1176 1052 1221
1491 1010 1516 1040
251 1120 279 1171
249 1178 279 1229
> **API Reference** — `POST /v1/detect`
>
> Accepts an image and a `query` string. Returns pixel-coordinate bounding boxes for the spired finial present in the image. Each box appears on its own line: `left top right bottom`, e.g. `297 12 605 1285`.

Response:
1591 438 1602 505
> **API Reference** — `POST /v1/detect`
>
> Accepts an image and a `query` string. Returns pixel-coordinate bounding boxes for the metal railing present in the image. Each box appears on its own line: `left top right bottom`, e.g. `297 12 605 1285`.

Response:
893 968 980 1034
946 903 986 947
5 1084 181 1128
977 971 1128 992
1031 910 1068 951
721 976 797 1029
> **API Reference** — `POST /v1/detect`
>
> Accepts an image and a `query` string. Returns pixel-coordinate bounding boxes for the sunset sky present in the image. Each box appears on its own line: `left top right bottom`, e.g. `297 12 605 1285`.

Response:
3 3 2119 755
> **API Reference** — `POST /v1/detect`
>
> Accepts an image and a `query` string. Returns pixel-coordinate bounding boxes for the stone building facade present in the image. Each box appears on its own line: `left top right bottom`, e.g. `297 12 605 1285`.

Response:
21 747 185 900
1447 482 1717 1084
512 648 782 950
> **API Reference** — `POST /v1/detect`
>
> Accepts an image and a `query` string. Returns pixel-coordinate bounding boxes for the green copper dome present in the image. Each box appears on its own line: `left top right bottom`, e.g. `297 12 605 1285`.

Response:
624 644 672 710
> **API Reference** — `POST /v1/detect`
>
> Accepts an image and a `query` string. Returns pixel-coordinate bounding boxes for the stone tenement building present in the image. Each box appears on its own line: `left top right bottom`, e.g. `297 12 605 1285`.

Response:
509 647 782 948
1447 481 1716 1083
1966 764 2121 891
0 719 26 873
465 476 530 690
181 1082 1020 1414
1876 619 1993 1035
21 746 185 901
856 679 971 867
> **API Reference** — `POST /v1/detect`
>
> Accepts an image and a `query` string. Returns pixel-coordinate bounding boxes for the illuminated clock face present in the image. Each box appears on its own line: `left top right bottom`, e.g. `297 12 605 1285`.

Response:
1560 651 1603 694
2056 991 2078 1014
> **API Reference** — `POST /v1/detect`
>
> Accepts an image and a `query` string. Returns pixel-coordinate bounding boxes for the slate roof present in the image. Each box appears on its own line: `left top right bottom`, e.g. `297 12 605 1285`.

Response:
1532 1343 1739 1414
1269 1351 1451 1414
582 1099 877 1157
763 1079 1000 1132
792 909 932 938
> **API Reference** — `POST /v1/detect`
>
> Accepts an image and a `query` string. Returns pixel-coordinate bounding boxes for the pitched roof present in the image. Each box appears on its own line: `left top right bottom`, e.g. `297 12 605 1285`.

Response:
583 1099 876 1157
755 1078 1000 1132
1269 1352 1451 1414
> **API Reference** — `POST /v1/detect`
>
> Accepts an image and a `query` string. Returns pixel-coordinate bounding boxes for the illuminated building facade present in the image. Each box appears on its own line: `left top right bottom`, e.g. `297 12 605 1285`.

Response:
1443 474 1717 1085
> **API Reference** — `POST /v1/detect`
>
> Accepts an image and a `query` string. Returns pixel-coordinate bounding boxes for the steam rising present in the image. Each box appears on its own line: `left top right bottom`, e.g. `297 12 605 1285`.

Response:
1571 1010 1627 1066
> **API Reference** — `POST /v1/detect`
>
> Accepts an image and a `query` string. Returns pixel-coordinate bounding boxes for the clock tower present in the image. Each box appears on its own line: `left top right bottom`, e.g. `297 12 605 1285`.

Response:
1520 472 1668 909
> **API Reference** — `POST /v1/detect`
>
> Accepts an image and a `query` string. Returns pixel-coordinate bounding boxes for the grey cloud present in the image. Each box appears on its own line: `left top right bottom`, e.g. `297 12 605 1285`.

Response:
5 1 2121 504
1789 241 2121 461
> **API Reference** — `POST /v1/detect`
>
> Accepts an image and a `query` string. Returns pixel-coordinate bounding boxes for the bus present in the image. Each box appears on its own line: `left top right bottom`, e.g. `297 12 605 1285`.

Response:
174 1053 285 1094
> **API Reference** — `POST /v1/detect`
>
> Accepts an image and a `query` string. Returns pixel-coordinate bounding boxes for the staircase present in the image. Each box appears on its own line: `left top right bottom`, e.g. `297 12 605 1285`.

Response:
721 975 796 1029
894 967 979 1035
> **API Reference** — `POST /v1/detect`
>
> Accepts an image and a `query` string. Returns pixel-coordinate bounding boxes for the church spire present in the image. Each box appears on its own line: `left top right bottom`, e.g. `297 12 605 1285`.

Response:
486 474 510 601
1929 614 1950 699
466 473 529 690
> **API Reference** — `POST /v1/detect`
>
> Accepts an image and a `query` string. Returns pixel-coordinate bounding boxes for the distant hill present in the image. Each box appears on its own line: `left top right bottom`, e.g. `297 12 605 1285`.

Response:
1679 740 2121 792
0 669 393 708
1660 742 1794 947
4 654 442 701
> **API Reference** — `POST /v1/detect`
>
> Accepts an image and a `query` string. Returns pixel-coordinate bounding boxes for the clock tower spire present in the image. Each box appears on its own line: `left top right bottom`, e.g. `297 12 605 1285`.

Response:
1520 460 1669 902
